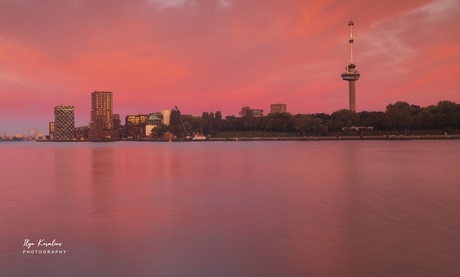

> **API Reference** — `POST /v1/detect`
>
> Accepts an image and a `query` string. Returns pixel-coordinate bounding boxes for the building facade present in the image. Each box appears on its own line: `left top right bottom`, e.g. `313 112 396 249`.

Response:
247 109 263 117
75 126 89 140
49 122 55 141
88 91 119 140
270 103 287 114
162 110 171 125
125 114 149 139
54 105 75 141
91 91 113 129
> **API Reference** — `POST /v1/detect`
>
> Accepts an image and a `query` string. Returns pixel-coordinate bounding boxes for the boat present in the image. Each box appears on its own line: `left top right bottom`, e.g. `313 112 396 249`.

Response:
192 134 207 141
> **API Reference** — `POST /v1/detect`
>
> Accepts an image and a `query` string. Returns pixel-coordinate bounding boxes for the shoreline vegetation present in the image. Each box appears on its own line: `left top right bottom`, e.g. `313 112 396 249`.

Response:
2 100 460 142
143 100 460 142
28 133 460 142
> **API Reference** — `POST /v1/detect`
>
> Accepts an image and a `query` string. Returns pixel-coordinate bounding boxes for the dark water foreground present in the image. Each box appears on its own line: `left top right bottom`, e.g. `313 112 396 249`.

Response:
1 141 459 277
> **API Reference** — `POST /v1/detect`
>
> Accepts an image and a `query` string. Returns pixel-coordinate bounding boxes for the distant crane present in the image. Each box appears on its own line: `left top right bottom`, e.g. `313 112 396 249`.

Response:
28 128 37 140
174 106 189 138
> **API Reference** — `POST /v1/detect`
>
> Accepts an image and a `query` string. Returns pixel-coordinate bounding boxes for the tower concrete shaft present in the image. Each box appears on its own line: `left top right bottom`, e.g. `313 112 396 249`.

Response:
349 81 356 112
341 21 360 112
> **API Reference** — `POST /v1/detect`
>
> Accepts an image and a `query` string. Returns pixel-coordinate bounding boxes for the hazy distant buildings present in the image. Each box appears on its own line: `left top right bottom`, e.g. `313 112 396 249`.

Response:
75 126 89 140
113 114 121 130
270 103 287 114
247 109 263 117
49 122 55 140
54 105 75 141
88 91 119 140
113 114 123 139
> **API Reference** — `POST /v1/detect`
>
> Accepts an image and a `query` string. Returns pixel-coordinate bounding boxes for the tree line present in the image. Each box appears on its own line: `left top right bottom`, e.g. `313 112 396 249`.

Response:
152 100 460 137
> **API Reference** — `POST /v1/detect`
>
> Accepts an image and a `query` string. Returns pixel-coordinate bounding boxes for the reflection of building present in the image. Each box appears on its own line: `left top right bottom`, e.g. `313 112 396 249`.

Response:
88 91 119 140
49 122 55 141
125 114 149 139
54 105 75 141
270 103 287 113
247 109 263 117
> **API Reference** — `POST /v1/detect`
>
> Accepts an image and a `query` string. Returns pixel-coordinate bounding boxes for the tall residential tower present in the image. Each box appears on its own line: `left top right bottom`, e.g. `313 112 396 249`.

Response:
88 90 119 140
54 105 75 141
341 21 361 112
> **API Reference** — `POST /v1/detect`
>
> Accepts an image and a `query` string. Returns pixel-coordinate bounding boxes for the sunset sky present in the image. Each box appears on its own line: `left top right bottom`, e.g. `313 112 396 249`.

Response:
1 0 459 135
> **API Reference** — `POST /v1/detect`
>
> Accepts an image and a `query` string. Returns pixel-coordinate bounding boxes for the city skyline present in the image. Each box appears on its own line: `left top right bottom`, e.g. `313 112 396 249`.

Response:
1 0 459 134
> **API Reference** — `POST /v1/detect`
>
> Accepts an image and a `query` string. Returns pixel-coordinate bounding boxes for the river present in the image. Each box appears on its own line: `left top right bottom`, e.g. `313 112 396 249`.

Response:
1 140 459 277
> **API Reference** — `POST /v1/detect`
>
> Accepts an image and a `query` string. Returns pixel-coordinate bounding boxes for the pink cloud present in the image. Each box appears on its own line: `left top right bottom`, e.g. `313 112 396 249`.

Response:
0 0 459 134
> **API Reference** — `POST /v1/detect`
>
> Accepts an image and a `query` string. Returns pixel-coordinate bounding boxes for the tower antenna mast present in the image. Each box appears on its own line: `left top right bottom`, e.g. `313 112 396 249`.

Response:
349 21 354 64
341 21 360 112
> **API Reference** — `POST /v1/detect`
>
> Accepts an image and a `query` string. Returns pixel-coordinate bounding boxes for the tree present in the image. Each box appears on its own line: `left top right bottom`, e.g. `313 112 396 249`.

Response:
151 123 169 137
239 106 251 117
330 109 360 130
214 111 222 130
421 109 435 130
451 112 460 130
383 101 413 131
311 117 325 135
274 118 283 132
435 113 449 129
218 119 229 131
294 114 312 136
169 109 182 134
251 118 261 130
266 118 275 132
437 100 457 114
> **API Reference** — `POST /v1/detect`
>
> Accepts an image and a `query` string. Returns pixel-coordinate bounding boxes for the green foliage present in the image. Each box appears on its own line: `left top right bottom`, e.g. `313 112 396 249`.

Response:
239 106 251 117
383 101 413 130
151 123 169 137
330 109 360 131
194 100 459 137
294 114 311 135
266 118 275 132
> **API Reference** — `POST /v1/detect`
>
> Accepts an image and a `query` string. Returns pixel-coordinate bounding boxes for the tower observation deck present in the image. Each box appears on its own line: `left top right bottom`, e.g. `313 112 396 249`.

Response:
341 21 360 112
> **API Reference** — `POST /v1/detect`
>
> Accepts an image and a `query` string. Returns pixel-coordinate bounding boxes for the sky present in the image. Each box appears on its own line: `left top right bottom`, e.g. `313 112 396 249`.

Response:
1 0 459 135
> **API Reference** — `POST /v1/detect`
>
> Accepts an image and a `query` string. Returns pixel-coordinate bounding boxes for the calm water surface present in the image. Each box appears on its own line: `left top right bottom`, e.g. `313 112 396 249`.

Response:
0 140 459 277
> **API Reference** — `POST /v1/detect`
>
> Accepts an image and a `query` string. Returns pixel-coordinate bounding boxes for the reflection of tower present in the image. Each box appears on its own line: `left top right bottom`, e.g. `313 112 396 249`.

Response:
341 21 360 112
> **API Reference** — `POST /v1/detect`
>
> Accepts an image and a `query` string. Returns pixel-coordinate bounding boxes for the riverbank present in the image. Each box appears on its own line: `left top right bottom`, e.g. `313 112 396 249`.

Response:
27 134 460 142
208 134 460 141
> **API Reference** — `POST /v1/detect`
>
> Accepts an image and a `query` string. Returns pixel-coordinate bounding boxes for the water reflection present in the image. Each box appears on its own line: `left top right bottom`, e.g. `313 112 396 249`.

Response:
90 147 116 250
0 141 459 276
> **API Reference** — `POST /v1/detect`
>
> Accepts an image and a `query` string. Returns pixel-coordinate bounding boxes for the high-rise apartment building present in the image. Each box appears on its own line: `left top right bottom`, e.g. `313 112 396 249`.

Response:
88 90 119 140
270 103 287 114
91 91 113 129
54 105 75 141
